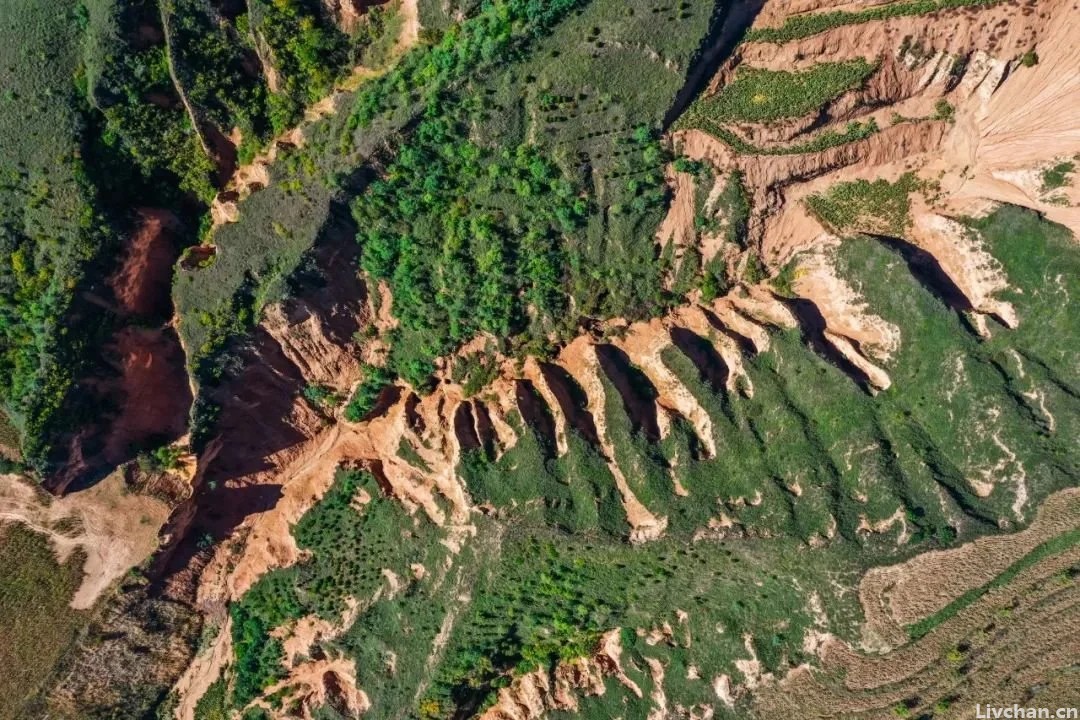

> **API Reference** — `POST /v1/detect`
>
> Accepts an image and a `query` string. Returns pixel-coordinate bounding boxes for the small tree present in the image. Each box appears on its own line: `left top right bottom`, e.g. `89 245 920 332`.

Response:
933 99 955 122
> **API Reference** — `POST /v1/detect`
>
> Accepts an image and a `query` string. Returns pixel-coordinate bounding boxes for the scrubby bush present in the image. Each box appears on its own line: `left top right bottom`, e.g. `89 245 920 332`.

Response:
1040 160 1074 191
933 98 955 121
344 365 394 422
136 443 184 473
302 383 341 410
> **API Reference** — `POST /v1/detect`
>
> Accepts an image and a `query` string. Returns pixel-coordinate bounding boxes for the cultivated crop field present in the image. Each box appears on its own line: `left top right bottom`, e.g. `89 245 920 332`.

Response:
753 491 1080 719
0 524 86 719
685 59 877 125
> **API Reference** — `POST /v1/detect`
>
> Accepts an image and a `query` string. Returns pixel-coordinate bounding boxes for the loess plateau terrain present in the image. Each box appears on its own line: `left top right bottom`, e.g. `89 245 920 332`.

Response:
0 0 1079 718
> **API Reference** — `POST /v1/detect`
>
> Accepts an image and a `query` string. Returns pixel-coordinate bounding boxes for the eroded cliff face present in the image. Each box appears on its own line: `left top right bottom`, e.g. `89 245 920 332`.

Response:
37 0 1080 717
667 0 1080 396
47 209 192 496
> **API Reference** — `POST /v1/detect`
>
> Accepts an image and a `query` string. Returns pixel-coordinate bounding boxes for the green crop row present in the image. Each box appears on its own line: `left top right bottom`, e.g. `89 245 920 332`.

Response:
693 117 880 155
908 527 1080 639
744 0 1009 44
805 172 920 235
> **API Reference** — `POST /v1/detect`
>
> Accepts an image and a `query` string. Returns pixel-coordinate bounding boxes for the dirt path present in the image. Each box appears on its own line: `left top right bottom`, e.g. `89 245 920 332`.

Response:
173 616 233 720
396 0 420 54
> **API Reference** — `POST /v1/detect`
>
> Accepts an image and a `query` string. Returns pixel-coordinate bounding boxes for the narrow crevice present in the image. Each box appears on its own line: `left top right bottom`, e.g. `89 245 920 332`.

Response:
594 344 661 443
471 401 498 459
700 307 756 355
403 392 425 435
514 380 558 457
539 362 600 446
1015 348 1080 401
670 326 729 394
453 402 481 453
781 296 873 393
871 233 979 334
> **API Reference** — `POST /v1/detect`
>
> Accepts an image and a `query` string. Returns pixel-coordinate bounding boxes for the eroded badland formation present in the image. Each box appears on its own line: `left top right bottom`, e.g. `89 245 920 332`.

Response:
2 0 1080 718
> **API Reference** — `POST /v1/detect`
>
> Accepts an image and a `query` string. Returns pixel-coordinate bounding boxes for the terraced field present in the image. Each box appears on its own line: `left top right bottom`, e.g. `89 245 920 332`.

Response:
754 491 1080 719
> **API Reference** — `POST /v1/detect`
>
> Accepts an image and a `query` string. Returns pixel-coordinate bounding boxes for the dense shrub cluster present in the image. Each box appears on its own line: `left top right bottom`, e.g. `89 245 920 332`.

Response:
343 364 393 421
87 0 218 202
0 0 121 465
167 0 274 161
1041 160 1074 192
352 116 588 386
348 0 591 128
247 0 350 132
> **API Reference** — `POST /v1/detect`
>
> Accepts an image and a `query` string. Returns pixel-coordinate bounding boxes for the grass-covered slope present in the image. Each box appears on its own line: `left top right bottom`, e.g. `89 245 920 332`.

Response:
216 205 1080 718
0 0 115 466
0 525 87 718
174 0 725 432
453 207 1079 544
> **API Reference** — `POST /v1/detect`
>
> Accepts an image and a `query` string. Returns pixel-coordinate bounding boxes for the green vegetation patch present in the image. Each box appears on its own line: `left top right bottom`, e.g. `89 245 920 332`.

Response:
0 524 88 718
245 0 396 133
0 0 117 465
344 365 393 422
85 0 218 202
805 172 920 235
193 677 229 720
743 0 1009 44
0 410 21 463
684 59 875 124
230 469 446 707
693 118 880 156
219 207 1080 719
354 127 592 386
165 0 275 160
419 526 868 718
1041 160 1075 192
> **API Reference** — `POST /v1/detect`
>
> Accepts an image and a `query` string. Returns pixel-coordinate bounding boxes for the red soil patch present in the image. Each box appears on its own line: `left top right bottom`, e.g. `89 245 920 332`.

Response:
101 327 193 466
109 209 179 319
